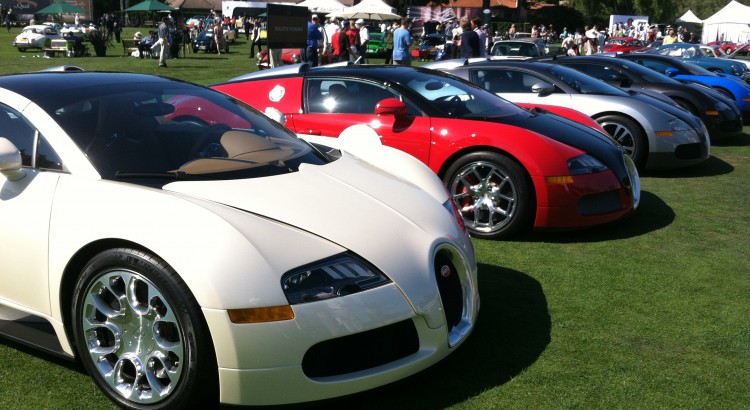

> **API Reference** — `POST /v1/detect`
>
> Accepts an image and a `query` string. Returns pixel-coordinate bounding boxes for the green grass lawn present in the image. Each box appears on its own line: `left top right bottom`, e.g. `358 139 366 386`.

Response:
0 28 748 409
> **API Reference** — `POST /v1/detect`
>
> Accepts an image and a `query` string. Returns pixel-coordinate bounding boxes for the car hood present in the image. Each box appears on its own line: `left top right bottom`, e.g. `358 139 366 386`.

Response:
491 108 631 181
162 152 463 252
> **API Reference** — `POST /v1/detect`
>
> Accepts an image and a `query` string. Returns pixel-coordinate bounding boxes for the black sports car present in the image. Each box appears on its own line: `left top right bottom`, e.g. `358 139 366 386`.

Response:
542 55 743 139
192 29 229 54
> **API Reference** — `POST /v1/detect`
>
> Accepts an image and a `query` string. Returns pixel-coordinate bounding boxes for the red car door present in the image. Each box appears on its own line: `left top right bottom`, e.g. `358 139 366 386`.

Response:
289 77 433 164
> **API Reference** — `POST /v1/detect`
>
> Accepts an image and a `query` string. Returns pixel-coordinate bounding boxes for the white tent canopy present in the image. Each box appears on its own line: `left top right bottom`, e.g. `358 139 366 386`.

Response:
676 9 703 24
297 0 348 14
337 0 400 21
701 0 750 43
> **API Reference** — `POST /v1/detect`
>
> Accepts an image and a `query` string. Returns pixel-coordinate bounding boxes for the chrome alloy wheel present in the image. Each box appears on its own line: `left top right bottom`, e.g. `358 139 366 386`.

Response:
600 120 636 157
80 269 184 404
449 160 518 235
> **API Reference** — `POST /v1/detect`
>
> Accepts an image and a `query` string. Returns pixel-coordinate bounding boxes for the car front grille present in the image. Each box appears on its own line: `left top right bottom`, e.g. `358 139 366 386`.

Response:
577 190 623 215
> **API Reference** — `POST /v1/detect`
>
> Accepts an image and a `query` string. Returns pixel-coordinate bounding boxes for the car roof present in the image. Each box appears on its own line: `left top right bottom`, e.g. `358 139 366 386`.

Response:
225 62 448 84
0 72 181 101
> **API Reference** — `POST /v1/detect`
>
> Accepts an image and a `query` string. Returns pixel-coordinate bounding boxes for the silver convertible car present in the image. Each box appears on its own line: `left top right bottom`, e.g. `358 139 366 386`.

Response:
0 70 478 407
425 58 711 171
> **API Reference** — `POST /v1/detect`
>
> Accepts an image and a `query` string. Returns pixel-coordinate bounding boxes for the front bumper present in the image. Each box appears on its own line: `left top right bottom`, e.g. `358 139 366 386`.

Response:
203 246 479 405
532 161 639 229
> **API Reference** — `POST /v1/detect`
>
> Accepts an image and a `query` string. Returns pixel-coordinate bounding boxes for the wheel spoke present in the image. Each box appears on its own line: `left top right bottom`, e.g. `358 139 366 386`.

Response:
80 269 185 405
451 160 518 234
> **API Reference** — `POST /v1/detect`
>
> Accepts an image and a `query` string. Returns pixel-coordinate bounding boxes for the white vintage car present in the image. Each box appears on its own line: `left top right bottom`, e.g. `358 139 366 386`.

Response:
0 70 479 407
12 24 62 51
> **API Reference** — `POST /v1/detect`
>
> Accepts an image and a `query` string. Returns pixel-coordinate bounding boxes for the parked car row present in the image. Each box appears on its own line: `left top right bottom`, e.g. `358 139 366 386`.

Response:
1 41 746 408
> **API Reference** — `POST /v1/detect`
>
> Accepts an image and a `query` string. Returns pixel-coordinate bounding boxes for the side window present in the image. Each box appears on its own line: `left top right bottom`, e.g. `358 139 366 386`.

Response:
567 63 621 82
639 59 670 74
0 104 63 171
473 69 550 93
305 78 415 115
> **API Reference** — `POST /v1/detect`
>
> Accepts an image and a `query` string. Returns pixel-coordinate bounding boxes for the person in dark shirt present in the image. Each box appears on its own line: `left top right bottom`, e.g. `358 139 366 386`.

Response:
459 17 479 58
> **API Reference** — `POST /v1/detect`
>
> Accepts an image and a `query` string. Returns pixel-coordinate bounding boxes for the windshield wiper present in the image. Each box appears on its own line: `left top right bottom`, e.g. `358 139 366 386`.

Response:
114 170 209 180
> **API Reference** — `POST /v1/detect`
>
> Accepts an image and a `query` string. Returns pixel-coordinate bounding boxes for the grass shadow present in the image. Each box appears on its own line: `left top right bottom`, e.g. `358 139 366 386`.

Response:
231 265 550 409
642 155 734 179
711 131 750 147
514 190 674 243
0 338 84 375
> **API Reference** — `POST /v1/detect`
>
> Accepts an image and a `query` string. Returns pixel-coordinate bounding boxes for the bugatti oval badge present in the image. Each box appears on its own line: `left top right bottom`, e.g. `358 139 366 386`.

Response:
269 85 285 102
440 265 451 278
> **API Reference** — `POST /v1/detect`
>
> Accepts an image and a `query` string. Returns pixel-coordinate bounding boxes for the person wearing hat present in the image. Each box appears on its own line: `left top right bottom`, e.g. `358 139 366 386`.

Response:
356 18 369 63
306 14 323 66
345 20 361 62
662 26 678 45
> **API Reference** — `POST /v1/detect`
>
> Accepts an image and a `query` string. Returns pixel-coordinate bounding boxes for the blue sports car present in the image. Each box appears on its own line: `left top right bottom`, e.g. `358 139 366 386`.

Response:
619 53 750 119
651 43 750 82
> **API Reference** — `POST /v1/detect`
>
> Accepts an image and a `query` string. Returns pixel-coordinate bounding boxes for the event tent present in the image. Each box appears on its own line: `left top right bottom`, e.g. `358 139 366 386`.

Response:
298 0 348 14
337 0 400 21
701 0 750 44
676 9 703 24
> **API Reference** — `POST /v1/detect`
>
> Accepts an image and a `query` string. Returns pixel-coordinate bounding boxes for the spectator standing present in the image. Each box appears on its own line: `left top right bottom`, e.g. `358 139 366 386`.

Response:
392 17 412 65
459 17 479 58
213 20 223 55
356 19 369 63
337 20 351 63
243 15 251 40
306 14 322 66
471 17 486 57
324 18 339 51
584 25 597 55
331 23 342 62
384 21 396 64
249 19 262 58
5 12 11 33
662 26 678 45
595 25 605 53
508 23 516 39
346 21 361 62
158 17 170 67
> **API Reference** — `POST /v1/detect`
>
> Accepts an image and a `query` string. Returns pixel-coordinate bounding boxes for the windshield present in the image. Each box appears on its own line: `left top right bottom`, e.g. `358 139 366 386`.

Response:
546 65 630 96
402 70 530 119
45 81 325 183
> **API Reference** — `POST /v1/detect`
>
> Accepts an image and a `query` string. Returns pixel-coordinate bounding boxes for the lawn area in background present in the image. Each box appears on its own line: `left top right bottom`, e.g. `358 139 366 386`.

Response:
0 27 748 409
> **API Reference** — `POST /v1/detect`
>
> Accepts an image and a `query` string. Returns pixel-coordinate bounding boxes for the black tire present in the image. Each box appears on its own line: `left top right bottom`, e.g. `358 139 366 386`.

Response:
443 151 534 240
672 97 698 116
713 87 734 99
597 114 648 169
71 248 217 409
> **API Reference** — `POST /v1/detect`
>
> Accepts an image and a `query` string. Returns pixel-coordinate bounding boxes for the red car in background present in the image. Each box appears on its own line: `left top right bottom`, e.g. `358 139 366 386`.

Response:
603 37 647 53
708 41 738 54
212 64 639 239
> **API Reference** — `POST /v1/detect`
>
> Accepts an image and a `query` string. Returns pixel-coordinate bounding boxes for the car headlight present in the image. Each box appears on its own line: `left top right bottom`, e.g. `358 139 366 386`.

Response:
669 117 692 132
714 101 732 112
282 253 391 304
567 154 608 175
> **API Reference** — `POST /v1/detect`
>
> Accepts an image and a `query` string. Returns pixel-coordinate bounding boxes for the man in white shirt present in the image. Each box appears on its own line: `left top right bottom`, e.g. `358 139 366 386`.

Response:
356 19 369 63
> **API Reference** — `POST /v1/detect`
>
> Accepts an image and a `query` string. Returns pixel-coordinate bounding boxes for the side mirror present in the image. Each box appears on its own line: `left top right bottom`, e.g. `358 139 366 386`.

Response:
0 137 25 181
531 82 555 97
375 98 408 117
665 67 679 78
264 107 286 126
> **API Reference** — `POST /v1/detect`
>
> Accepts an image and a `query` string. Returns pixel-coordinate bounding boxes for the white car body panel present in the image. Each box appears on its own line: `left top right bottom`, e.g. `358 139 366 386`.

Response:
0 74 479 406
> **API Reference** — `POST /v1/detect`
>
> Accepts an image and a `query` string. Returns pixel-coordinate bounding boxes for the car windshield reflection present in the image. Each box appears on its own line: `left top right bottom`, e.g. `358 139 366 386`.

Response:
45 82 325 183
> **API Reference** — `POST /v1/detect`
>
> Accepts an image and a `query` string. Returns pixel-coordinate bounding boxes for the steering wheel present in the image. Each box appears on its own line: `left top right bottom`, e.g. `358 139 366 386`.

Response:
435 95 461 103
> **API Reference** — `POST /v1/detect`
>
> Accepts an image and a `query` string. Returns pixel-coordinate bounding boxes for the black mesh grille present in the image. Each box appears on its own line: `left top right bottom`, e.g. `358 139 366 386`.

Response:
434 251 463 330
577 190 622 216
301 319 418 378
675 142 707 160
